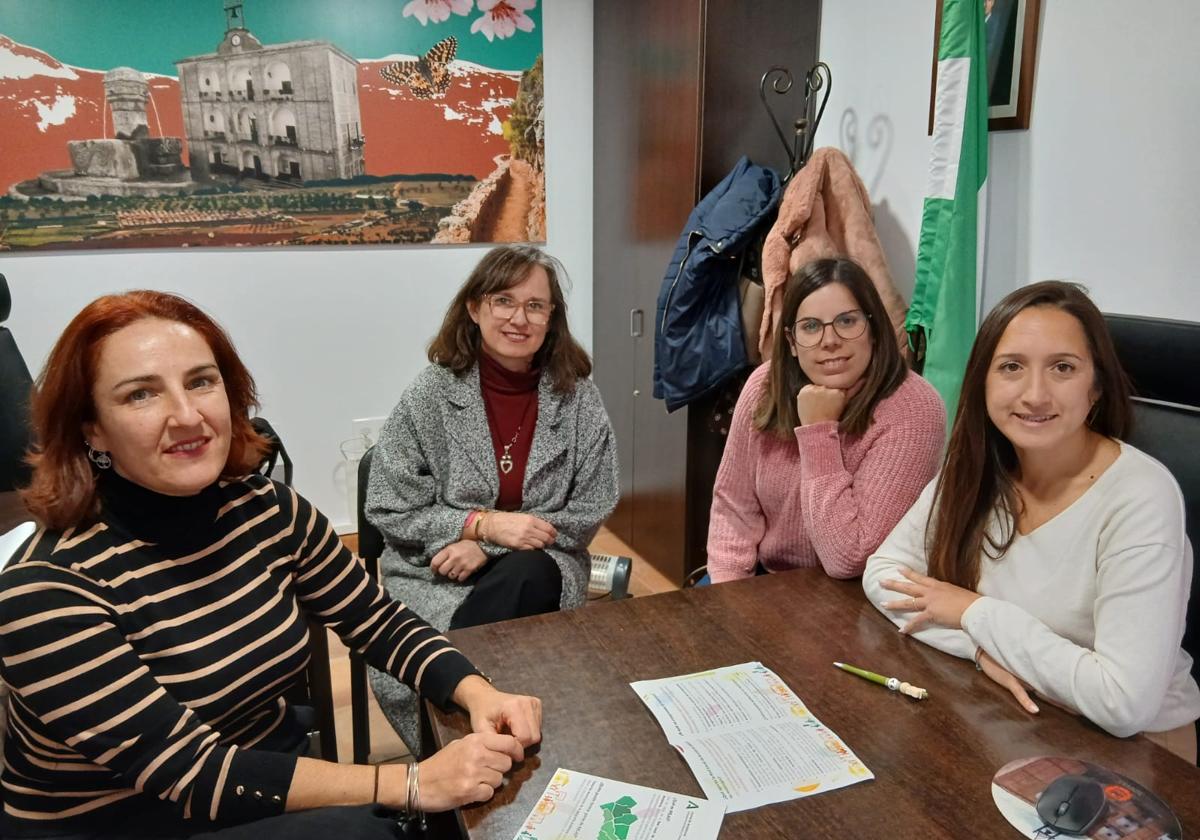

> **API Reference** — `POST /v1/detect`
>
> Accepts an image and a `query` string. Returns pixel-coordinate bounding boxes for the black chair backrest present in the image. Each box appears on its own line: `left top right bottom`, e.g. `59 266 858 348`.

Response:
1125 398 1200 683
1105 313 1200 405
356 446 384 573
1126 400 1200 553
0 274 34 492
1106 312 1200 685
248 417 336 760
350 445 382 764
249 417 293 486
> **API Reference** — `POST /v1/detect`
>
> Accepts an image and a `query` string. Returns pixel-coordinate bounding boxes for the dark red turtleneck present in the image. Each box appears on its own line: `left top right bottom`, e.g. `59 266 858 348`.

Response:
478 350 540 511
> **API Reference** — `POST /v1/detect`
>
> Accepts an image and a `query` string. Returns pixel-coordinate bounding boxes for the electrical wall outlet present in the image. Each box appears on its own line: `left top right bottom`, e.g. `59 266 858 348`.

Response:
351 416 387 448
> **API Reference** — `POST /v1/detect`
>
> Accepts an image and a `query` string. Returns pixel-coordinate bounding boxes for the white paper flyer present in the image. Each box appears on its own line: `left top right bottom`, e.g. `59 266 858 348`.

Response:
630 661 873 812
512 768 723 840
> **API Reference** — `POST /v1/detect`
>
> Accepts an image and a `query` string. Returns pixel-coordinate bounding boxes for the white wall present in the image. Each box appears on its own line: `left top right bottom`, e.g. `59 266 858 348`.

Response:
817 0 1200 320
3 1 592 532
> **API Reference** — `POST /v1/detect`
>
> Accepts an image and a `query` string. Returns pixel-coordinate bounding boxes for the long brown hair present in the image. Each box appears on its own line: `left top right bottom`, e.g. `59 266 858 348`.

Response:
754 257 907 438
927 281 1133 589
427 245 591 393
22 291 271 530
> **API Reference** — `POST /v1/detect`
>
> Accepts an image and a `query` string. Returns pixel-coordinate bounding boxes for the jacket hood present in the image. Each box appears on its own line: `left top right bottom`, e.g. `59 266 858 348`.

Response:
694 156 781 250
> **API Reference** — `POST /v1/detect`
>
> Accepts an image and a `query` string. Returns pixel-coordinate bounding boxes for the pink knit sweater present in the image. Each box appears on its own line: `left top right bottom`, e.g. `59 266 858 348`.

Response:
707 364 946 582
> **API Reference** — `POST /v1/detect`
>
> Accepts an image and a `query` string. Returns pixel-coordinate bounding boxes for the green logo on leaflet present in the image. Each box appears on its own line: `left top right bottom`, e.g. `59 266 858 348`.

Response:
598 795 638 840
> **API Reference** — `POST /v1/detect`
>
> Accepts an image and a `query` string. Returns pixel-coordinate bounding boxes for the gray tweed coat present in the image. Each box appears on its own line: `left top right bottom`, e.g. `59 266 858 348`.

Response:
365 362 618 747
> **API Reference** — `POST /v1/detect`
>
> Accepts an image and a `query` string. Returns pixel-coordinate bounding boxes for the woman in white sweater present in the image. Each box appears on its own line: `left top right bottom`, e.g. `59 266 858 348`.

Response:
863 281 1200 763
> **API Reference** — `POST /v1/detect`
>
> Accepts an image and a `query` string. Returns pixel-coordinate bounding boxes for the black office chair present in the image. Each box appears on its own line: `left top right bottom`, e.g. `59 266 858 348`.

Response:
1125 398 1200 697
249 417 294 487
0 274 34 493
1105 313 1200 687
249 418 339 762
349 447 381 764
1105 314 1200 405
295 620 339 762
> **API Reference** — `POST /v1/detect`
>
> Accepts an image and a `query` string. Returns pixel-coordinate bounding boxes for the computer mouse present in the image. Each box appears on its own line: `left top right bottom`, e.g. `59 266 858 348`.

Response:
1035 774 1108 836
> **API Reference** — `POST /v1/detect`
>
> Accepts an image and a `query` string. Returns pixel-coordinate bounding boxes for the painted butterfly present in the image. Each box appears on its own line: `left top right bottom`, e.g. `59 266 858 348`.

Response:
379 36 457 100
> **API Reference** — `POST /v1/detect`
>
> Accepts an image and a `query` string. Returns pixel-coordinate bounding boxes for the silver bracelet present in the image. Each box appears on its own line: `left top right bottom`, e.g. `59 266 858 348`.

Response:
413 761 423 825
405 761 416 815
404 760 426 829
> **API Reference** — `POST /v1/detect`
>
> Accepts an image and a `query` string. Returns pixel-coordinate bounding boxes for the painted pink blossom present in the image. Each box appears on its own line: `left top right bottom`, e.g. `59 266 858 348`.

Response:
402 0 473 26
470 0 536 42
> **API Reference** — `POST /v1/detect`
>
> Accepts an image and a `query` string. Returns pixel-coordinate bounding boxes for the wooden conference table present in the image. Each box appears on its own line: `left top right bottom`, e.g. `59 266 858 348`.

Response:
428 570 1200 839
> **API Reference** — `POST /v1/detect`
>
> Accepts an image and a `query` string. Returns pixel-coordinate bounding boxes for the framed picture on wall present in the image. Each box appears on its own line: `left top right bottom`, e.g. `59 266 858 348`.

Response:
983 0 1040 129
927 0 1041 133
0 0 547 251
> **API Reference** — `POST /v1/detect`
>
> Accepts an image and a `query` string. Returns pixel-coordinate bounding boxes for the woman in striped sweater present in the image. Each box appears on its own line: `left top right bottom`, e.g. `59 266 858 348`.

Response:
0 291 541 839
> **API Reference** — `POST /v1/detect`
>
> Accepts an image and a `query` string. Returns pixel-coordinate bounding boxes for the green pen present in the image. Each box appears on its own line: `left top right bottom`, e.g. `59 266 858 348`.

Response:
834 661 928 700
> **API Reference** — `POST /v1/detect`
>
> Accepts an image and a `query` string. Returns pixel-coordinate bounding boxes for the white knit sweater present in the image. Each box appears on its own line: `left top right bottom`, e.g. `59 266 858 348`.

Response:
864 442 1200 737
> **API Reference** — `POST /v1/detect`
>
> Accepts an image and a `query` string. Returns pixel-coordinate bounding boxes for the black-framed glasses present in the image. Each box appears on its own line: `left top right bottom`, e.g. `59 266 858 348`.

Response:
484 293 555 326
786 309 869 347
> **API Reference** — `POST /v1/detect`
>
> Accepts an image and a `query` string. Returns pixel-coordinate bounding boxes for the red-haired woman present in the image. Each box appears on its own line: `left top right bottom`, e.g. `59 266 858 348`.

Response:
864 281 1200 762
1 291 542 839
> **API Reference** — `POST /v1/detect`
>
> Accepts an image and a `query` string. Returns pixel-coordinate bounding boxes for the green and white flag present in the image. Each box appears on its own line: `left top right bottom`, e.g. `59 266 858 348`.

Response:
907 0 989 423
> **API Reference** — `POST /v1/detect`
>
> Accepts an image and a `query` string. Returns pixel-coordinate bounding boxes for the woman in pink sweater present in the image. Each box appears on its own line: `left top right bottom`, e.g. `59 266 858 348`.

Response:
707 258 945 582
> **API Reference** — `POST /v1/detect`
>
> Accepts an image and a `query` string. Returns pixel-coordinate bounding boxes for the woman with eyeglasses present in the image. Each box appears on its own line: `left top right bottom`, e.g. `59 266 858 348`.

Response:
705 257 946 583
366 245 618 748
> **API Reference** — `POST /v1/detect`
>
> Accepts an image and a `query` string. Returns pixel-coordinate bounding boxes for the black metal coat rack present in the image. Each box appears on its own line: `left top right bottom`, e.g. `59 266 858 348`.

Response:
758 61 832 180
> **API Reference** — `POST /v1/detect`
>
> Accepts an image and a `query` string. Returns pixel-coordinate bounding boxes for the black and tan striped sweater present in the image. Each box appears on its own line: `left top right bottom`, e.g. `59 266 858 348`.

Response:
0 471 476 837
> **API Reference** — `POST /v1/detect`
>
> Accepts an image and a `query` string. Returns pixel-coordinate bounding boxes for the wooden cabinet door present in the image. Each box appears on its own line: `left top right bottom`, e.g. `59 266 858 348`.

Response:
594 0 821 585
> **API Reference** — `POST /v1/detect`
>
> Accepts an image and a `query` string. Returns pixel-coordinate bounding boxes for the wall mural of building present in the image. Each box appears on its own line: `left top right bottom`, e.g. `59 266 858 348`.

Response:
0 0 545 251
177 21 365 183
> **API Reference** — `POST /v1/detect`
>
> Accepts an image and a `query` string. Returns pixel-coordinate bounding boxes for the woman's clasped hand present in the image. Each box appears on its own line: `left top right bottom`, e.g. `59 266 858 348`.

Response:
879 570 1040 715
878 567 981 633
480 511 558 550
419 732 526 810
420 676 542 810
431 540 488 581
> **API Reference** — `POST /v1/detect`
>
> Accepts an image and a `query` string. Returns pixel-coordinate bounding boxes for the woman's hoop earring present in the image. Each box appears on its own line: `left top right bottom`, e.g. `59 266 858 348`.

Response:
1086 401 1101 427
86 443 113 470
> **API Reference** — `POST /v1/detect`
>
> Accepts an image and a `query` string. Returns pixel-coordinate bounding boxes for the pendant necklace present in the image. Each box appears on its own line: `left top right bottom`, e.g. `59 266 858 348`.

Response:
498 425 521 475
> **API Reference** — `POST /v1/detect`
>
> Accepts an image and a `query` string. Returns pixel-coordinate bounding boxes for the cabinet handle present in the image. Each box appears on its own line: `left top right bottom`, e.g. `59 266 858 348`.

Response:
630 308 644 337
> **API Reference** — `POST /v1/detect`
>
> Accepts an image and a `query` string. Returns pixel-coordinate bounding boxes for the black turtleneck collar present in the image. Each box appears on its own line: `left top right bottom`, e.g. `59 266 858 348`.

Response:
96 469 226 546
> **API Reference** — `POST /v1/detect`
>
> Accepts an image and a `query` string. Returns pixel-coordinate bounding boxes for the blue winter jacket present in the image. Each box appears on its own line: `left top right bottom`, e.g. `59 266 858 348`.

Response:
652 157 781 412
